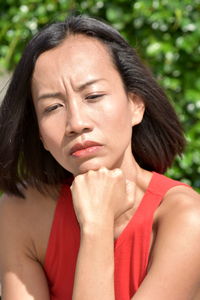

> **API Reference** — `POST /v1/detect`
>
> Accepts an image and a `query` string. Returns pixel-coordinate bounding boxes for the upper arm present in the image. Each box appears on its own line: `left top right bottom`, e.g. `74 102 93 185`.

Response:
132 187 200 300
0 195 50 300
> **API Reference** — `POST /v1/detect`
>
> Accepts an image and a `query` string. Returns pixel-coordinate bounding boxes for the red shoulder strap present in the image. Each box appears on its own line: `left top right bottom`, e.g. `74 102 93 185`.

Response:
115 172 189 248
148 172 189 197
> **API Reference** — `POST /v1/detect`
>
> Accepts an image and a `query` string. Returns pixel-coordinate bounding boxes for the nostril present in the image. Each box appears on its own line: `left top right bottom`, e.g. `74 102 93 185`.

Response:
65 120 93 135
68 128 90 135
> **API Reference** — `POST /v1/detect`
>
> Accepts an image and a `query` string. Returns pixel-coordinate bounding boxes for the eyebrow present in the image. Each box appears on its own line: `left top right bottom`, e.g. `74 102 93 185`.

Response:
37 79 105 101
37 92 63 101
74 79 105 92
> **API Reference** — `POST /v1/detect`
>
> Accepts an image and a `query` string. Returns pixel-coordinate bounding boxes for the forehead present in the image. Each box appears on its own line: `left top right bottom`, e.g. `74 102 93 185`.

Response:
33 34 116 79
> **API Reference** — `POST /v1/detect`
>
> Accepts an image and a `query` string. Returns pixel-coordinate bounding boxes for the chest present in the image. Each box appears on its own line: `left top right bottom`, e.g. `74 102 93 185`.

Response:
33 198 157 268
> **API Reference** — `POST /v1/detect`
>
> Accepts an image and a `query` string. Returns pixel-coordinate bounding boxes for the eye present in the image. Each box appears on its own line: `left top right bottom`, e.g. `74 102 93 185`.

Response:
44 103 63 113
85 94 105 101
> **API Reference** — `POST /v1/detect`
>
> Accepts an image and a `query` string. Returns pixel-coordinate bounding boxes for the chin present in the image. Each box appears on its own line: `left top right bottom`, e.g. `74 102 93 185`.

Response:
72 159 111 176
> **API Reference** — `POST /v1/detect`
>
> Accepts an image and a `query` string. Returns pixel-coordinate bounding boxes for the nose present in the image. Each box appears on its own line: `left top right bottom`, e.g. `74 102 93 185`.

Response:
65 101 93 136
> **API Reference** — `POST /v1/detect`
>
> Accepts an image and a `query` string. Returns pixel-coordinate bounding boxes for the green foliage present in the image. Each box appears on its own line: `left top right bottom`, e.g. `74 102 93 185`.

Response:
0 0 200 191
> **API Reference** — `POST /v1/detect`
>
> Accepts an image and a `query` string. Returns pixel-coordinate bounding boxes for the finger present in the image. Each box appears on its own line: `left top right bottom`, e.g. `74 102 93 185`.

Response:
111 168 123 177
98 167 108 173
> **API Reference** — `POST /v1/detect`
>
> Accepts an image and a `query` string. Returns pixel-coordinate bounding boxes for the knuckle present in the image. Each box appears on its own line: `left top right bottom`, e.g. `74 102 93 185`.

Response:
74 174 83 183
111 168 123 178
99 167 108 173
87 169 95 176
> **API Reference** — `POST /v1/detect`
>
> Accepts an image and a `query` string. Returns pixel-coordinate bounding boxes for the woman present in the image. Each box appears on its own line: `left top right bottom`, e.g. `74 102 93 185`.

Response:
0 15 200 300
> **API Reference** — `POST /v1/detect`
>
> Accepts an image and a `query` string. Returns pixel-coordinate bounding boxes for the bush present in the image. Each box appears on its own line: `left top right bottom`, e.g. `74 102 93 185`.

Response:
0 0 199 191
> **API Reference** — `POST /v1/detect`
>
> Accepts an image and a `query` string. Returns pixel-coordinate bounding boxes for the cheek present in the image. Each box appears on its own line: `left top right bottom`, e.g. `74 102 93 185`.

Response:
38 112 67 147
97 99 132 130
100 100 133 149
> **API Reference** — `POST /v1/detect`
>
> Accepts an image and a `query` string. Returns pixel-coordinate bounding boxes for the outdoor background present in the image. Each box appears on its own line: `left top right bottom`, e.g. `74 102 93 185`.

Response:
0 0 200 192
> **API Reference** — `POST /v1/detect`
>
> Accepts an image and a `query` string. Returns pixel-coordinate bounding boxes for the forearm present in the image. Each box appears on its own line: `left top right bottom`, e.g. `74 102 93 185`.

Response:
72 223 115 300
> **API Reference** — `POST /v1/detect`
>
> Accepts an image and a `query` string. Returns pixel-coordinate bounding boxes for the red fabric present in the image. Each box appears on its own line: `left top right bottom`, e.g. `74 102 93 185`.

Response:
44 172 187 299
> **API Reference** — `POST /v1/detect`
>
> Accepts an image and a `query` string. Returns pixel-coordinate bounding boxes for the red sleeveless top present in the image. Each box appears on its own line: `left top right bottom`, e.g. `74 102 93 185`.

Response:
44 172 187 299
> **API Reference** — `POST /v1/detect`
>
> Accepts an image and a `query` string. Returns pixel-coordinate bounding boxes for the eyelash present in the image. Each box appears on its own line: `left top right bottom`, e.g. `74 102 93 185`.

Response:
43 94 105 113
85 94 105 101
44 104 63 113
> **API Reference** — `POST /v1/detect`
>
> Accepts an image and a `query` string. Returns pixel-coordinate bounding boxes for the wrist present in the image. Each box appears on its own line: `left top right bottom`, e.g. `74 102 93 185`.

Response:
81 220 114 238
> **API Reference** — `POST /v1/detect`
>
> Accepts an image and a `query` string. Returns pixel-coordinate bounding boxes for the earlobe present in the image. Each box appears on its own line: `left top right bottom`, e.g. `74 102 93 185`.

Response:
129 93 145 126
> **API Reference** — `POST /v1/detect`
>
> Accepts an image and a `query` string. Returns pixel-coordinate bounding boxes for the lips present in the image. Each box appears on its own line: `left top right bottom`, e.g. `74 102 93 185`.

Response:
70 141 102 156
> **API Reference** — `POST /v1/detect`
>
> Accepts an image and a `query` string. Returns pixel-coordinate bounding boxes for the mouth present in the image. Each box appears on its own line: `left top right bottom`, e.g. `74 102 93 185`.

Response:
70 141 103 158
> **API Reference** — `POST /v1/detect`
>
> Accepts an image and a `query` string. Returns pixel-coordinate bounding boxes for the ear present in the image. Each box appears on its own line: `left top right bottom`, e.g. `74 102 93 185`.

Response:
128 93 145 126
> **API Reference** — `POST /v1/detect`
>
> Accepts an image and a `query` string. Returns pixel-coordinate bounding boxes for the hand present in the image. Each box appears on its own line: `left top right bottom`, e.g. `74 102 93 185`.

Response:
70 167 135 229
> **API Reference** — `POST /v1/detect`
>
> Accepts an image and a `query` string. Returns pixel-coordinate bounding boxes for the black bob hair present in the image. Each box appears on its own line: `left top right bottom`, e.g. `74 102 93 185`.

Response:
0 15 185 197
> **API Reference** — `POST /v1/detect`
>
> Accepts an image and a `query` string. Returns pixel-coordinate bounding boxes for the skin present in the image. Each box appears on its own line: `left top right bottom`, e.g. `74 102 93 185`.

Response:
0 34 200 300
31 34 145 179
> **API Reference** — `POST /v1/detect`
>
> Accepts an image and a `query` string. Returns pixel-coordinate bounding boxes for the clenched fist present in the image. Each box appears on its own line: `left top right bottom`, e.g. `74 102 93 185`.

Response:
70 167 135 230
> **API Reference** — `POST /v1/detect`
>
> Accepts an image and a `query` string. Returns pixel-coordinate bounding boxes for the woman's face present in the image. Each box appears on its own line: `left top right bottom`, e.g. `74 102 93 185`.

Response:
32 34 144 176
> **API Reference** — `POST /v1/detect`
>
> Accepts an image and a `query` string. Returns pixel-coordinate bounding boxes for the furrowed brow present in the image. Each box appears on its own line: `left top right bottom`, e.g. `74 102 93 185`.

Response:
75 79 105 92
37 92 64 101
37 79 106 101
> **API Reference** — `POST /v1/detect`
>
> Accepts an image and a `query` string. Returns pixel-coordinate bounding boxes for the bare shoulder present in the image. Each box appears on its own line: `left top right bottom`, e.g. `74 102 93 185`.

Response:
152 184 200 272
138 186 200 299
0 185 59 263
150 184 200 263
0 185 57 230
157 184 200 227
0 189 52 299
0 192 30 242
